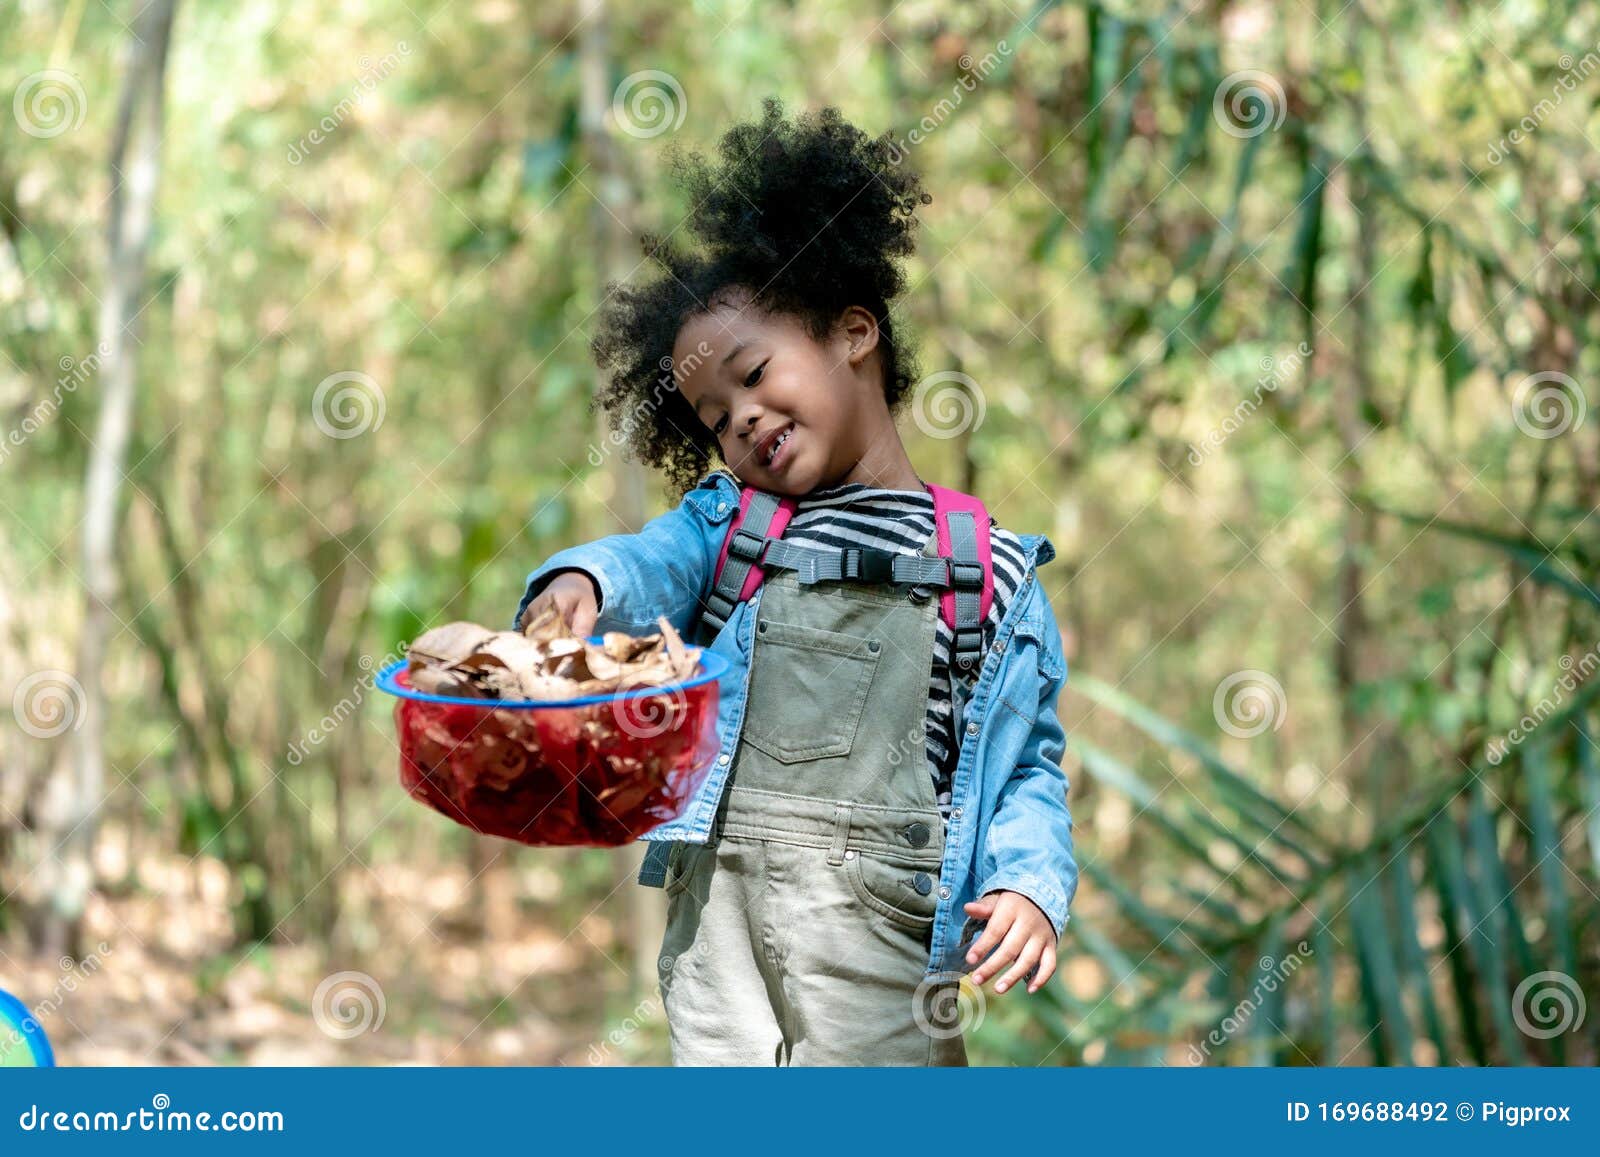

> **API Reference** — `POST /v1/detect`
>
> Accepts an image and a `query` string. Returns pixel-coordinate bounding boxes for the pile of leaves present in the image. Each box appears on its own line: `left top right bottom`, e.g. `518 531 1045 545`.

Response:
405 607 702 700
393 609 717 847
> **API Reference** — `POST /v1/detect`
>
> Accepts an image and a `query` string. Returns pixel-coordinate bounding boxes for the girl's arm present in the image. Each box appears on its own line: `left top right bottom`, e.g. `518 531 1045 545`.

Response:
974 592 1079 940
511 473 737 638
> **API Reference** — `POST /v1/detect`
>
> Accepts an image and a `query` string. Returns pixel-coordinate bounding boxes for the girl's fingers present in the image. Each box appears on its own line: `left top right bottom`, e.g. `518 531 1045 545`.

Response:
971 922 1029 987
964 910 1011 969
995 939 1045 994
567 597 597 638
1027 941 1058 993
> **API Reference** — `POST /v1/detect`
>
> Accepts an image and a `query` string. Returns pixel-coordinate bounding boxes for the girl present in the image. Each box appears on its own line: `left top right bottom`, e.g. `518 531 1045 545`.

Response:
515 100 1077 1066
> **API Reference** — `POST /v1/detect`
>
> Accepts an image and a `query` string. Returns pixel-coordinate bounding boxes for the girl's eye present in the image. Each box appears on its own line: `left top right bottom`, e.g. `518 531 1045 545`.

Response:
712 414 728 436
744 362 766 388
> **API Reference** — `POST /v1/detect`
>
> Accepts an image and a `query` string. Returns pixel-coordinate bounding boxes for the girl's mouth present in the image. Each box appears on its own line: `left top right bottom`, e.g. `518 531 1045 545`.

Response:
762 423 795 472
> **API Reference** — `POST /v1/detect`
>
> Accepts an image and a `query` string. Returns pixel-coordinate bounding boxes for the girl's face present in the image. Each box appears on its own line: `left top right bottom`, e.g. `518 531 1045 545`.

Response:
672 296 885 497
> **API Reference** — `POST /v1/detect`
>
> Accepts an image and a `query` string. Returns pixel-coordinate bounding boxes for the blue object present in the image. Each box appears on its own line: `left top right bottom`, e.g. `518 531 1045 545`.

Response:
0 988 54 1067
375 644 728 708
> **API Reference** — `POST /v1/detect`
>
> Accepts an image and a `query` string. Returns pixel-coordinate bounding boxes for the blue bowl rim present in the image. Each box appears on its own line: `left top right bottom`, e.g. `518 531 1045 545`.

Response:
375 644 728 709
0 987 55 1067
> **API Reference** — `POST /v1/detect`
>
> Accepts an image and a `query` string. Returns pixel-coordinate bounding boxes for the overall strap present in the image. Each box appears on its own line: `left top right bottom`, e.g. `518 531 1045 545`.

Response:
702 482 994 672
701 487 795 635
927 483 993 674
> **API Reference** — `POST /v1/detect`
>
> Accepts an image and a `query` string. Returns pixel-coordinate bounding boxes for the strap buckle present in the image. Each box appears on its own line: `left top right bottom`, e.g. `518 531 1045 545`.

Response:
953 627 984 671
728 527 767 563
842 546 897 584
701 589 735 634
949 560 984 590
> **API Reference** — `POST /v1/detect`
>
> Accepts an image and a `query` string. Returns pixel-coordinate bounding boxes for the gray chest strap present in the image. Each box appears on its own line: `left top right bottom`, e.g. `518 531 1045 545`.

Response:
699 491 989 673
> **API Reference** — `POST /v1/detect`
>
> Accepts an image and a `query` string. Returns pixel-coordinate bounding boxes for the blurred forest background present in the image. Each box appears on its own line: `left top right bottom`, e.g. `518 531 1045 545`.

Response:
2 0 1597 1066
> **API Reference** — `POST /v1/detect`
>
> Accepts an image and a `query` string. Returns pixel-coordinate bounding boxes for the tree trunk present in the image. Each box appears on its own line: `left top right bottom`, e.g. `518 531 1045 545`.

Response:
47 0 179 958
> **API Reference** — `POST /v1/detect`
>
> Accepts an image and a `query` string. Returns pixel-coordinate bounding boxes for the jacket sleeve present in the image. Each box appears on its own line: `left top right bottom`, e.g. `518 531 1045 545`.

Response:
511 474 735 638
973 598 1078 940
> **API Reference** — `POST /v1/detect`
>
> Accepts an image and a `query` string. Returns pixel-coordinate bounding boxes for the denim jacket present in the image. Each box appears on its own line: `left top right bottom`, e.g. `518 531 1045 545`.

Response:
514 469 1077 976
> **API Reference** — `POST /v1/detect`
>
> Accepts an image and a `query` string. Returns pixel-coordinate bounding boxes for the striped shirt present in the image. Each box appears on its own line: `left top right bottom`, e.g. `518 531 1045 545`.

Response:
757 480 1028 823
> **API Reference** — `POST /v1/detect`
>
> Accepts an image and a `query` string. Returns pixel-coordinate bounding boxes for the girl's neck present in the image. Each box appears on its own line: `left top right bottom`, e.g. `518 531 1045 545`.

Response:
827 432 923 493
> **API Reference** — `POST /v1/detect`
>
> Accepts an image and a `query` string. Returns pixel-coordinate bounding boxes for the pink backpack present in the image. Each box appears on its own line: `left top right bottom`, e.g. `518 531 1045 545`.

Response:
700 482 994 673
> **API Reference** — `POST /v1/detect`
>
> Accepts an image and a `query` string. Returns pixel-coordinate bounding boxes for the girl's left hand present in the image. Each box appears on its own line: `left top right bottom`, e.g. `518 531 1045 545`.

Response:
962 891 1058 994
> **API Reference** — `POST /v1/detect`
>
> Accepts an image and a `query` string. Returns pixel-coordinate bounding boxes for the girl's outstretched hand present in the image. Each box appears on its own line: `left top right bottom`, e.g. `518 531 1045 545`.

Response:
518 570 600 637
962 891 1058 994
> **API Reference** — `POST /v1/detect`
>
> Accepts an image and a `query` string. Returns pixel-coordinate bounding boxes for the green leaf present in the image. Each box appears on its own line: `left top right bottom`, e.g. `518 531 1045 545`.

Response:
1370 508 1600 609
1348 856 1415 1063
1069 674 1329 859
1387 851 1450 1062
1423 816 1490 1064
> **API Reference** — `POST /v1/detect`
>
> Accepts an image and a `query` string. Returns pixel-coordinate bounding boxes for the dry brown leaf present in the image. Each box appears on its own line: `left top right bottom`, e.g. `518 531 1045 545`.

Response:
409 666 485 698
409 613 702 705
410 622 498 668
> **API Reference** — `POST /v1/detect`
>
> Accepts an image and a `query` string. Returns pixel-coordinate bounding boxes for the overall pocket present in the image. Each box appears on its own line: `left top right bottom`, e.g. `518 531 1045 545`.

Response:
846 850 940 931
742 619 880 763
663 841 701 896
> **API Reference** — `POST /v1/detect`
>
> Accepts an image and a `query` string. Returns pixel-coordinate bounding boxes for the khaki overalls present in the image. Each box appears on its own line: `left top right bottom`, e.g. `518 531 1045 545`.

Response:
656 556 969 1066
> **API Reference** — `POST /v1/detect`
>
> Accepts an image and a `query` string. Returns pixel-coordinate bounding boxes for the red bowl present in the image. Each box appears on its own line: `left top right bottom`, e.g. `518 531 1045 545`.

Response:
377 653 724 847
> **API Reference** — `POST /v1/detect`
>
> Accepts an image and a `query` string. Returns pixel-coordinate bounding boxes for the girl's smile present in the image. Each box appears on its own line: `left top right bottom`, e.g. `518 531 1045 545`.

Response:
671 292 922 497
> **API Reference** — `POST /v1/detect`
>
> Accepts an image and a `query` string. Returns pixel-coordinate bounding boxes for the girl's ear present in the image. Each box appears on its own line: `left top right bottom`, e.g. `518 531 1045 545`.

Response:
838 305 880 367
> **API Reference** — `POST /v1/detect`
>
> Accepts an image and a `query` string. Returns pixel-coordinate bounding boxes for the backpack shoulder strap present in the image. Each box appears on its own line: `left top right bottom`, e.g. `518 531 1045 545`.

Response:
702 486 796 635
926 483 993 674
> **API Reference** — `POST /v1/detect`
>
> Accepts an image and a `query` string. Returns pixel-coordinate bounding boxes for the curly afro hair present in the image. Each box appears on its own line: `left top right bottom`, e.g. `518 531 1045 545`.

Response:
589 98 932 496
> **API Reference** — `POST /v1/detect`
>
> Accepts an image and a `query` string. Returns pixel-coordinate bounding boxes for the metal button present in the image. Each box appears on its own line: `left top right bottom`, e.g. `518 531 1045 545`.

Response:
844 849 857 860
939 885 952 900
716 503 728 516
867 641 880 653
951 807 963 820
966 721 979 736
758 621 767 634
910 872 933 896
902 821 930 848
717 753 730 765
